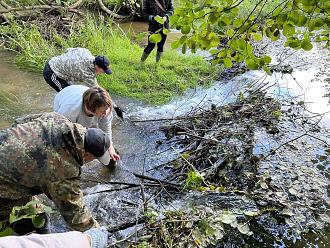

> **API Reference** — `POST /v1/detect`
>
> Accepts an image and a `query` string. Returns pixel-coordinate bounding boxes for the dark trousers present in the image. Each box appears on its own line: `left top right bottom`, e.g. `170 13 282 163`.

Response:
43 62 71 92
144 27 168 54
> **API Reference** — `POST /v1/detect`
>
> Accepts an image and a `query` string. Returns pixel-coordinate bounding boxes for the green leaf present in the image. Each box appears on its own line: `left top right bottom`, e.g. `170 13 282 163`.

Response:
285 38 301 49
162 28 169 35
273 6 282 16
226 28 235 37
261 55 272 64
265 27 273 38
290 11 307 27
244 210 259 217
245 58 259 70
220 213 237 224
181 25 191 35
233 18 243 28
184 170 204 190
237 223 251 235
263 66 272 75
171 35 187 49
283 22 295 37
0 227 13 237
223 58 233 68
32 215 45 228
209 13 219 24
272 109 281 119
149 33 162 43
154 15 165 25
182 43 187 54
218 15 231 27
252 33 262 42
301 39 313 51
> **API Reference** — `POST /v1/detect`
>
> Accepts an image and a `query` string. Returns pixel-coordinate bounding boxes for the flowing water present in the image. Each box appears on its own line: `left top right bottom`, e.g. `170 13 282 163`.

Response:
0 23 329 246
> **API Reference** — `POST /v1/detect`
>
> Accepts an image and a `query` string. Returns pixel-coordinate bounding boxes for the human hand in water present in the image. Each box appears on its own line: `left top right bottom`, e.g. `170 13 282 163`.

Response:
109 143 120 161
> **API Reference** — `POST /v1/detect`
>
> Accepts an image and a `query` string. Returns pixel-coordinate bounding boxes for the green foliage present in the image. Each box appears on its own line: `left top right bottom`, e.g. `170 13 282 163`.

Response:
0 200 53 237
170 0 330 70
184 170 205 190
9 200 53 228
145 210 159 223
0 222 13 237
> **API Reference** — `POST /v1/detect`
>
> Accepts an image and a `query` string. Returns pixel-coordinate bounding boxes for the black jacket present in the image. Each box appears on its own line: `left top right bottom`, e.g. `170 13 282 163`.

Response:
142 0 174 30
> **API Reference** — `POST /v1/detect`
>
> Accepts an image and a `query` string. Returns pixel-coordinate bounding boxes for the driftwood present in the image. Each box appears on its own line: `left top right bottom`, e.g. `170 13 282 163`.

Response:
96 0 131 20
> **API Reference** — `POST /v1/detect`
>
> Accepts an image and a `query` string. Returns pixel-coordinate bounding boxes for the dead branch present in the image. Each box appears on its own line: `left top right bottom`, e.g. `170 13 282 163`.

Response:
0 4 61 14
107 217 145 233
263 132 308 159
133 173 181 188
0 1 83 16
96 0 130 20
69 0 84 9
0 0 10 9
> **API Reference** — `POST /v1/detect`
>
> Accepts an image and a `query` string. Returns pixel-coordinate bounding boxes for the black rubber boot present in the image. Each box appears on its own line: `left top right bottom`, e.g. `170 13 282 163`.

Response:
141 52 150 62
156 51 163 63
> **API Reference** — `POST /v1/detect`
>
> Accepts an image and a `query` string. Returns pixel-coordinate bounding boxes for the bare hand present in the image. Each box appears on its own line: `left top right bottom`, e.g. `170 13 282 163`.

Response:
109 144 120 161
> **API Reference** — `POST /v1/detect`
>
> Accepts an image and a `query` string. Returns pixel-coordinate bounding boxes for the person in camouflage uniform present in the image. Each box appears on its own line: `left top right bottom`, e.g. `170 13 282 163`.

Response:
0 112 112 233
140 0 174 63
43 47 112 92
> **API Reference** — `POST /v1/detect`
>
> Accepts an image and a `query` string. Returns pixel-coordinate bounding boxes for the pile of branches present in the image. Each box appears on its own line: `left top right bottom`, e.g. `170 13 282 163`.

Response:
161 91 281 190
0 0 132 25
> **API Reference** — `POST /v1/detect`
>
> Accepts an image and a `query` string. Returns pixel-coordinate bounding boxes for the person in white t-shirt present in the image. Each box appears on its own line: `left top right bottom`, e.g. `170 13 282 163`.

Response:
0 227 108 248
54 85 120 163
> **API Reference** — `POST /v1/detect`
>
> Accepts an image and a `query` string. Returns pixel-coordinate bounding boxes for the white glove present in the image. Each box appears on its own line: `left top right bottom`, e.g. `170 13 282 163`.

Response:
84 227 108 248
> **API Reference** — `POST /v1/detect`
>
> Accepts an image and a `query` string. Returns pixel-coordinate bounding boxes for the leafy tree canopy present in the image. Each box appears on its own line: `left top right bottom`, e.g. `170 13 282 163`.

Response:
170 0 330 72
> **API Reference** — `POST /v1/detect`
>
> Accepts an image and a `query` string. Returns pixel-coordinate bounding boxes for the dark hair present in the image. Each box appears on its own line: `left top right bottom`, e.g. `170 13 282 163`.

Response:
82 86 113 113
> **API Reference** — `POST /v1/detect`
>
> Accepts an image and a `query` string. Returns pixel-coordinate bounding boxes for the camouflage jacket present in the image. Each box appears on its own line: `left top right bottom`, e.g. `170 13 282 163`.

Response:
142 0 174 29
49 48 98 88
0 112 97 231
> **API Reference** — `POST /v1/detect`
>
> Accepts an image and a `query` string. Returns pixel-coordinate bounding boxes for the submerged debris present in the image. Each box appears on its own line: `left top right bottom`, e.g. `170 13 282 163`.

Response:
127 91 329 247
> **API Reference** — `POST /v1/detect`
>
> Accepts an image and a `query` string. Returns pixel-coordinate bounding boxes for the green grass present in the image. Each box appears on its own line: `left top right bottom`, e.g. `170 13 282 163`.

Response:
0 17 221 105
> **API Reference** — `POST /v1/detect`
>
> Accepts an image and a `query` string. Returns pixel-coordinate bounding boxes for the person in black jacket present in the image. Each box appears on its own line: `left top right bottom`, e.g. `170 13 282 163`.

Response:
141 0 174 63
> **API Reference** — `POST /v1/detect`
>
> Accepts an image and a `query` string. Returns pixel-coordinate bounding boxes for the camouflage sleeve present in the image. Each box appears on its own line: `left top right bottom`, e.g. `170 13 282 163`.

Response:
47 178 98 232
13 113 44 125
84 76 98 88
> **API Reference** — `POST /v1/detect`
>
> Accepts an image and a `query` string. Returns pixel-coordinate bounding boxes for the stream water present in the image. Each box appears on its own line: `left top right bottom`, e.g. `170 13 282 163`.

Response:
0 22 329 247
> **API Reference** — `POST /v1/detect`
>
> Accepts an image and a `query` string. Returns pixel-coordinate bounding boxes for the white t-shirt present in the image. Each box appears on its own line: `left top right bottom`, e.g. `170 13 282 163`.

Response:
53 85 113 142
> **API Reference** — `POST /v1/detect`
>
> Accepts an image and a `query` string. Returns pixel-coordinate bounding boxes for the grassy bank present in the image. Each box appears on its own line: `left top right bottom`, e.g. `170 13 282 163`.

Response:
0 18 221 105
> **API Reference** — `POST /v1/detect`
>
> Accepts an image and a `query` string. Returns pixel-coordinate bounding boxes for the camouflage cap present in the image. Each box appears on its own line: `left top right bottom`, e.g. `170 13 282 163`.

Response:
84 128 111 165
